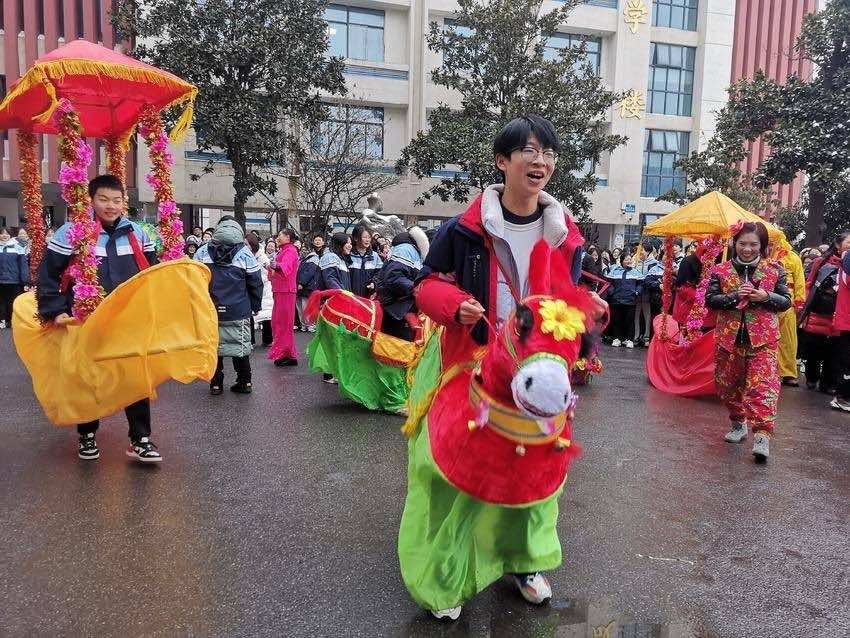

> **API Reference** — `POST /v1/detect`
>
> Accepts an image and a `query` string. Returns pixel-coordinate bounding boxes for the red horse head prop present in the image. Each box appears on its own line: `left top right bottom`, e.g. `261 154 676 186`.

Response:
477 240 597 428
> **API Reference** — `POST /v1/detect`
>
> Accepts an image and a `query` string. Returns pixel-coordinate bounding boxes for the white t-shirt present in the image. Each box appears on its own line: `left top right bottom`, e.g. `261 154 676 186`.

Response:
496 207 544 323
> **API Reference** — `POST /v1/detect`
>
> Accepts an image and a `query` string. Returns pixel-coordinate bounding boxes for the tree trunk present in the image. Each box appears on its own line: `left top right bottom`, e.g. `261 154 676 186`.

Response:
807 186 826 247
231 158 248 228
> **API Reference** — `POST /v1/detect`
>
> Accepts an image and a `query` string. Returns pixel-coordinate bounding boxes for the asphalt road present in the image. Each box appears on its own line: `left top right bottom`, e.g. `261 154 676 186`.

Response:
1 331 847 638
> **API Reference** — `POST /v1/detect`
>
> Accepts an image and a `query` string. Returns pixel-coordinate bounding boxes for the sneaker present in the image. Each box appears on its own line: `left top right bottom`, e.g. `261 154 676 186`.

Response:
230 381 253 394
126 437 162 463
210 384 223 395
431 606 462 621
0 320 6 329
752 432 770 462
323 374 338 385
625 340 635 349
273 357 298 367
724 421 747 443
307 325 316 333
829 397 850 412
77 433 100 460
512 572 552 605
611 339 622 347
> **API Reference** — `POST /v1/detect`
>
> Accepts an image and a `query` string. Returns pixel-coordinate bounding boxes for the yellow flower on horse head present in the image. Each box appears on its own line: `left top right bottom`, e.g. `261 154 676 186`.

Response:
539 300 586 341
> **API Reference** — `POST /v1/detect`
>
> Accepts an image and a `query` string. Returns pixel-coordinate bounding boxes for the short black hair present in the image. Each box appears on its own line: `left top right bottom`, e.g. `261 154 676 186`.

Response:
246 234 260 253
88 174 125 199
331 232 350 255
492 115 562 161
279 228 298 242
619 251 632 266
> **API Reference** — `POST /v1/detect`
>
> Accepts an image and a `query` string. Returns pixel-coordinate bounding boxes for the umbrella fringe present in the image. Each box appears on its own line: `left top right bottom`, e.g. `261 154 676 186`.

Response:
0 59 196 140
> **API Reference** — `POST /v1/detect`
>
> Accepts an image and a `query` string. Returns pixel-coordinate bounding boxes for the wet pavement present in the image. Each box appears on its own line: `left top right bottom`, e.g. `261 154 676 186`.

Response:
1 331 848 638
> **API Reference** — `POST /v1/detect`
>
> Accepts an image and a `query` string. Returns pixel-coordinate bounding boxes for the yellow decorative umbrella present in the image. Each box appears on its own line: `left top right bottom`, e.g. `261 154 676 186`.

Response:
643 191 785 243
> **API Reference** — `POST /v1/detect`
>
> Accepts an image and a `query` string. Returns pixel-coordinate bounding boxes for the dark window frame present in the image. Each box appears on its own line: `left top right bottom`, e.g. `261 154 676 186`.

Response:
648 42 696 116
641 129 689 198
652 0 698 31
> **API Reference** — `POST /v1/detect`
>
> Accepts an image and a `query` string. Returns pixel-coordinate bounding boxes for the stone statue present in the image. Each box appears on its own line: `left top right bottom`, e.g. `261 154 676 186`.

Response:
358 192 406 238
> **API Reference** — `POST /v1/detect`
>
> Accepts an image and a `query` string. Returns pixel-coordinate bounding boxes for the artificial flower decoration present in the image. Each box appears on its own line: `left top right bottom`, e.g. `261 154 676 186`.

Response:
539 299 586 341
17 131 46 282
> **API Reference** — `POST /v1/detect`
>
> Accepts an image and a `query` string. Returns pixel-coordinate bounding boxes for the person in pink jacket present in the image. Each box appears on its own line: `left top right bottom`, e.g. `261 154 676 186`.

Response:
268 229 300 366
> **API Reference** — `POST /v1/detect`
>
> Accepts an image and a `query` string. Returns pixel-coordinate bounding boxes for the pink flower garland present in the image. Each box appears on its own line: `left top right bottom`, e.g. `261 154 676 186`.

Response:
681 237 723 346
54 99 103 321
659 236 675 343
139 107 184 261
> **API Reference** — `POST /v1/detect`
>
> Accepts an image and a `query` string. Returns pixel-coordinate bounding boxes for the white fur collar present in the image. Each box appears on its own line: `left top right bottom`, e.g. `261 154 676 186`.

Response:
480 184 569 247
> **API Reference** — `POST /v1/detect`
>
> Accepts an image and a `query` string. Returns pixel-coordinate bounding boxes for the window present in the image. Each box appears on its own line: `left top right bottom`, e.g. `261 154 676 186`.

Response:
641 130 689 198
443 18 473 39
544 33 601 76
76 0 84 37
37 0 45 35
95 0 103 41
653 0 698 31
324 4 385 62
315 105 385 160
648 43 695 116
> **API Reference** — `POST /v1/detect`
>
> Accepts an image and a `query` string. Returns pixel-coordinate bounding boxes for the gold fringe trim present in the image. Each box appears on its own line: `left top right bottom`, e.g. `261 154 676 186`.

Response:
0 58 196 140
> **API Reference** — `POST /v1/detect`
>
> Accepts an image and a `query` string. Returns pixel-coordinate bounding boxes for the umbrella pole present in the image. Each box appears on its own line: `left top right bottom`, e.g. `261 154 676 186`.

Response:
17 130 46 282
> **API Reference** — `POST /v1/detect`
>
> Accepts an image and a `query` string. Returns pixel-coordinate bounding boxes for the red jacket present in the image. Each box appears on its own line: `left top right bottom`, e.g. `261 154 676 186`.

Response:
834 252 850 333
269 242 299 294
415 186 584 366
801 254 841 337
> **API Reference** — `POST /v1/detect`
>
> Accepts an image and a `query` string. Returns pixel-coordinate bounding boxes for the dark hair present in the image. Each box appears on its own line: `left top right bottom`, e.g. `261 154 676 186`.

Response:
492 116 561 161
88 174 125 199
192 226 202 233
204 228 215 235
619 251 632 266
246 234 260 253
732 222 770 258
351 224 370 244
331 232 350 256
184 243 197 255
278 228 298 243
828 231 850 257
0 226 9 235
601 249 613 263
311 232 325 242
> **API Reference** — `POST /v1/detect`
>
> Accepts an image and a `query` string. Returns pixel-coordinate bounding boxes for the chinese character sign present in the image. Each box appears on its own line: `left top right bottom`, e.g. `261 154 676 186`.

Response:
619 90 646 119
624 0 649 34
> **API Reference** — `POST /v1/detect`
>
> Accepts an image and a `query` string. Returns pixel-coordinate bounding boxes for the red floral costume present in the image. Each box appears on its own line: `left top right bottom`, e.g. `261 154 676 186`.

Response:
706 259 792 433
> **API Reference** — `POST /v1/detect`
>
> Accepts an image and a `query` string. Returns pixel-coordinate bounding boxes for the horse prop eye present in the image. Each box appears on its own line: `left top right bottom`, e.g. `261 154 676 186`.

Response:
515 305 534 343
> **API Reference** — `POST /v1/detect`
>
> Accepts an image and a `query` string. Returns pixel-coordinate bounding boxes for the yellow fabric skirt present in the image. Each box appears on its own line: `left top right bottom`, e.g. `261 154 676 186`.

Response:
778 307 798 379
13 259 218 426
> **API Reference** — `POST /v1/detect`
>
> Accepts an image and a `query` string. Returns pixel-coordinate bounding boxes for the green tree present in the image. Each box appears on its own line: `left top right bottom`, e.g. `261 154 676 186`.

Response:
113 0 346 226
684 0 849 245
396 0 625 217
655 94 779 214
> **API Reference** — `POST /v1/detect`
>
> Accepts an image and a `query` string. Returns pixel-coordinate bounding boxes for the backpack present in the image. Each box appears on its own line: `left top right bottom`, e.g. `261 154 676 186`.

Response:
803 262 838 319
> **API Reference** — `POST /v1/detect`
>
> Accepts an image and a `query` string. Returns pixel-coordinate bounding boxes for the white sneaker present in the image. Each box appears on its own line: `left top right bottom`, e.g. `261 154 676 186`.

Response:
625 340 634 349
431 606 461 621
512 572 552 605
830 397 850 412
611 339 622 347
307 325 316 333
0 320 6 329
752 432 770 462
724 422 747 443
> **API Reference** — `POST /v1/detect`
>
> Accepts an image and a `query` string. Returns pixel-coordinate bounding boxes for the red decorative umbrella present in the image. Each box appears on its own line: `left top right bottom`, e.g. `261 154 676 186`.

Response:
0 39 195 141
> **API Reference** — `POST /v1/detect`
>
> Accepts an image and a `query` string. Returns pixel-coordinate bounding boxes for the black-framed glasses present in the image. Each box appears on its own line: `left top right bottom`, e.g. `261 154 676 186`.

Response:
514 146 558 164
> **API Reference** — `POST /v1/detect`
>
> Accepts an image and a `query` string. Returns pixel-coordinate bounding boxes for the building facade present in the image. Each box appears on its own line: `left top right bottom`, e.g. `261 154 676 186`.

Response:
0 1 822 245
156 0 740 247
731 0 820 212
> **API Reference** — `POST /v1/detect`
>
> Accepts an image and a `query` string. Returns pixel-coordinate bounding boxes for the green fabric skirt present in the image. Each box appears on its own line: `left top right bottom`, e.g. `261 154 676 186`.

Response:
397 335 563 612
307 316 408 412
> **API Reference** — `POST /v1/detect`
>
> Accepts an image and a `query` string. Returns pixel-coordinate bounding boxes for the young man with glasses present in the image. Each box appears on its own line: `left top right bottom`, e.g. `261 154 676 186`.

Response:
399 115 604 620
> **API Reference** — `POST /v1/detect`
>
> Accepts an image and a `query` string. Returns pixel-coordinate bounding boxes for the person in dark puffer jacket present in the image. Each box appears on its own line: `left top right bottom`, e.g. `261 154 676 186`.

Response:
604 251 644 348
296 233 325 332
195 217 263 395
349 224 383 297
37 175 160 463
0 226 29 329
374 229 429 341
